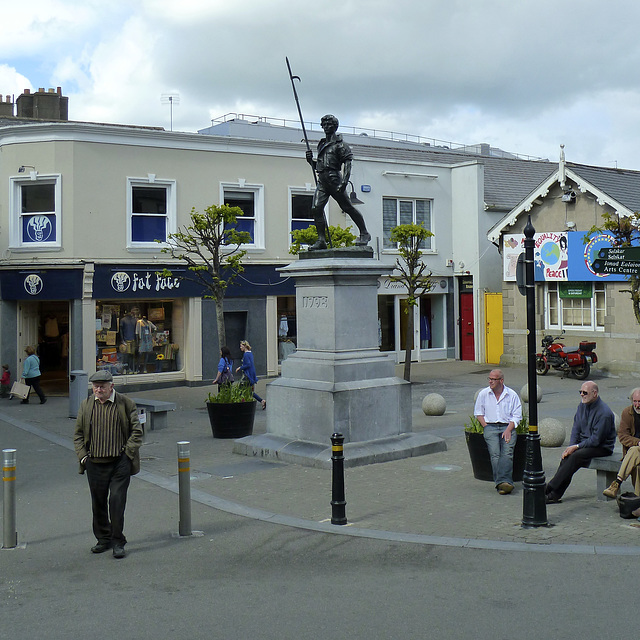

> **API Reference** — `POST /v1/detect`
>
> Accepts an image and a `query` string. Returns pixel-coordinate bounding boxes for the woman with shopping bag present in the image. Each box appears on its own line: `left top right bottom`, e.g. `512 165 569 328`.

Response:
21 346 46 405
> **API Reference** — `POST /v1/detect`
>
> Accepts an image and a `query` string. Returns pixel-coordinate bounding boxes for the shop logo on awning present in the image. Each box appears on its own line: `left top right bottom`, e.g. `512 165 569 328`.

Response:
24 274 43 295
111 272 131 292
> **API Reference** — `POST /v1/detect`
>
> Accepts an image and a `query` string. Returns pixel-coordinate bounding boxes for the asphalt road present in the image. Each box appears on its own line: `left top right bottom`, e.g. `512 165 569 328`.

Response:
1 418 635 640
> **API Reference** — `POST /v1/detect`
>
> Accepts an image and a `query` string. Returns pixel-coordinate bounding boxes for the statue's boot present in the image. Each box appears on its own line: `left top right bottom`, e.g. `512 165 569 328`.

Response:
356 231 371 246
309 221 328 250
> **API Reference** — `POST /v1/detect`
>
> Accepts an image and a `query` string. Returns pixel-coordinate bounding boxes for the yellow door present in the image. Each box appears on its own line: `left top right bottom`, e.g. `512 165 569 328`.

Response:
485 293 503 364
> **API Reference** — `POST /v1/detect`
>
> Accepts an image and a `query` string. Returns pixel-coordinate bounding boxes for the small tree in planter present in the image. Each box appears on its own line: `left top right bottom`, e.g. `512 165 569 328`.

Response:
160 203 251 351
388 223 434 382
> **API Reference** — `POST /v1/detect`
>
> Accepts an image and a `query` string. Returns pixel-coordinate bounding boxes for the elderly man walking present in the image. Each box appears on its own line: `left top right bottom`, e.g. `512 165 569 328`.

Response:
545 380 615 504
474 369 522 495
73 370 143 558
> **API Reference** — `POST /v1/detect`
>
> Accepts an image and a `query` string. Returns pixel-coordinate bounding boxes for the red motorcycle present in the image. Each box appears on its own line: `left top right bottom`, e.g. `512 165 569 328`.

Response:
535 331 597 380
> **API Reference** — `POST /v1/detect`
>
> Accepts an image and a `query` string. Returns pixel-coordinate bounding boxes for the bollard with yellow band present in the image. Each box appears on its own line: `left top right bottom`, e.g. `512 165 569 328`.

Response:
3 449 18 549
177 441 192 537
330 433 347 525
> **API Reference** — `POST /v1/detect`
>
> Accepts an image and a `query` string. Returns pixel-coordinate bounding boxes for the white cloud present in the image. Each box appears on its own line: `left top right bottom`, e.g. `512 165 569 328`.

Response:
6 0 640 168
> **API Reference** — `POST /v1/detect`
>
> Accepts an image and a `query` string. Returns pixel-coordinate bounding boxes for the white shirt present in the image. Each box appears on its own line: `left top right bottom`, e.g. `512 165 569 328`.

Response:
474 385 522 425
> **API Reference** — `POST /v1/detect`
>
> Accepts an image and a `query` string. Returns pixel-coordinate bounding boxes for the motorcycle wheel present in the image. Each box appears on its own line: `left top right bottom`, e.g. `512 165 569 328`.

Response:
572 362 590 380
536 357 549 375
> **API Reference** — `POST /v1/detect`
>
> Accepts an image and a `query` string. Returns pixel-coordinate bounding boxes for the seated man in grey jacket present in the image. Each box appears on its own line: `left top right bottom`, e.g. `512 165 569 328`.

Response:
545 381 616 504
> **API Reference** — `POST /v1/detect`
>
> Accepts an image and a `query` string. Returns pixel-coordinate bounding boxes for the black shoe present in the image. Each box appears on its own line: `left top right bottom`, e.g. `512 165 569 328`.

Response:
91 542 111 554
545 494 562 504
112 545 126 559
40 398 47 404
20 399 29 404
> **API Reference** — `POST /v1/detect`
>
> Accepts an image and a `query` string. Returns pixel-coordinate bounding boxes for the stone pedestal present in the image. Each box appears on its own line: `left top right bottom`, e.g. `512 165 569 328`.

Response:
234 252 445 468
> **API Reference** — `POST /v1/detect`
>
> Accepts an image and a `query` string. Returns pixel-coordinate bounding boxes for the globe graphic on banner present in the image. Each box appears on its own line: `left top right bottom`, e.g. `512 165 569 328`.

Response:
540 241 560 265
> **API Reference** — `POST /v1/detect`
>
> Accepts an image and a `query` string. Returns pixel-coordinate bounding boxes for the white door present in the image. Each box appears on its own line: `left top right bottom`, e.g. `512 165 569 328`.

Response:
18 301 40 372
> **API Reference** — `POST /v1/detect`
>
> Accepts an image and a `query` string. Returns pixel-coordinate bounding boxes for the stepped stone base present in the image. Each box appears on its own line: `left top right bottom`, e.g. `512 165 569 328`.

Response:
233 432 447 469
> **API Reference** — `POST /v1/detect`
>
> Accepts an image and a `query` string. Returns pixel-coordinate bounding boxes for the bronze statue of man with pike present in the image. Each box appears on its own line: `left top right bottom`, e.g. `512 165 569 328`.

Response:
286 58 371 251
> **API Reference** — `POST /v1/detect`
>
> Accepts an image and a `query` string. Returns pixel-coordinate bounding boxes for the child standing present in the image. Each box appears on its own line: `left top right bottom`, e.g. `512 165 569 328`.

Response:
1 364 11 398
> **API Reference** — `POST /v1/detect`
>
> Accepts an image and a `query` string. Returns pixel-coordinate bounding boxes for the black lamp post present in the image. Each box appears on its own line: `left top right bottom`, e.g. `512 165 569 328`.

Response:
521 215 549 527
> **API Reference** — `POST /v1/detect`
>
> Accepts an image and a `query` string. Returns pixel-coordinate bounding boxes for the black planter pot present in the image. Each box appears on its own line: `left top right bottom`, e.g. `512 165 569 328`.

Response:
464 431 527 482
206 400 256 438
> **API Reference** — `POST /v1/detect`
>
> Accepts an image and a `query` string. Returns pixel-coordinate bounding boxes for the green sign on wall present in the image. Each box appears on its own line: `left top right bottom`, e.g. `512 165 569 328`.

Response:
559 282 592 299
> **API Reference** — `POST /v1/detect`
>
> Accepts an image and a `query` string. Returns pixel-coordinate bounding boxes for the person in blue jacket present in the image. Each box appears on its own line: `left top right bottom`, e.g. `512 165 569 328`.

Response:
236 340 266 409
545 380 615 504
22 345 46 404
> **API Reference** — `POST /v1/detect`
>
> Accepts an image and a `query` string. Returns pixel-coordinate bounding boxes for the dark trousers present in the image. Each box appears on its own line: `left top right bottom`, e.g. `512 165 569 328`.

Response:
312 175 368 235
24 376 45 402
86 453 132 546
546 446 611 498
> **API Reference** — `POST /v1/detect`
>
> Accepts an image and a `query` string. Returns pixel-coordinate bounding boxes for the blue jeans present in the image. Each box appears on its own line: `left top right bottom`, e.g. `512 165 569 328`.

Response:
483 423 517 486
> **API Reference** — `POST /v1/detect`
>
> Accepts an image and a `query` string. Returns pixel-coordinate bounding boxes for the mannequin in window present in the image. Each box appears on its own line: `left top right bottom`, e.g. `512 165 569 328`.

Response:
120 310 138 372
136 316 156 373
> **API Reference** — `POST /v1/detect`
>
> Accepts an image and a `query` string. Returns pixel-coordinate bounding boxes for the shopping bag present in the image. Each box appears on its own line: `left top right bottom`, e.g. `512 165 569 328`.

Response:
10 380 30 400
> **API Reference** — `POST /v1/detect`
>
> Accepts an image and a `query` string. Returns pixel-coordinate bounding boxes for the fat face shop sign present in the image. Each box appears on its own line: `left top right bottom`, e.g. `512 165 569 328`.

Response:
110 271 181 293
94 266 205 299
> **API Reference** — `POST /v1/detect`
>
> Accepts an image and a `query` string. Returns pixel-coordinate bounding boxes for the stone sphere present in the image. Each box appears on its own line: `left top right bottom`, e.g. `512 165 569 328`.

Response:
538 417 566 447
422 393 446 416
520 383 543 403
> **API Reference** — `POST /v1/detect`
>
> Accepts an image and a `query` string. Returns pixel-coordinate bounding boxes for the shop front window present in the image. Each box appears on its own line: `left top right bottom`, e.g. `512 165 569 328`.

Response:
377 295 395 351
277 296 297 363
95 300 183 375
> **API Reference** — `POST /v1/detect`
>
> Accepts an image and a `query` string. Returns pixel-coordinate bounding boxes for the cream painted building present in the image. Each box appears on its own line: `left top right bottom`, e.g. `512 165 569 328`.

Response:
0 91 562 393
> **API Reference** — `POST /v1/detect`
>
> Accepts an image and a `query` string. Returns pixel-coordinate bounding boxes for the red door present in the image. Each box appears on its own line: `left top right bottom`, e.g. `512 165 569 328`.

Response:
460 292 475 361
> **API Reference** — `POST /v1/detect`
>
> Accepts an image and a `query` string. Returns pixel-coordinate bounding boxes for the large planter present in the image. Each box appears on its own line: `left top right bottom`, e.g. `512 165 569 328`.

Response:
464 431 527 482
206 400 257 438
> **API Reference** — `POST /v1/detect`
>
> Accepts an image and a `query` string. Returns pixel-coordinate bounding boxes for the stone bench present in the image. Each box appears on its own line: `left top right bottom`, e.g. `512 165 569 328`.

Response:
131 398 177 431
587 449 622 502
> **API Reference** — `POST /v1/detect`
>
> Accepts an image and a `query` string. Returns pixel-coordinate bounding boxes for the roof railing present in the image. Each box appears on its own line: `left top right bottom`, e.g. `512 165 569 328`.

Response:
208 113 545 161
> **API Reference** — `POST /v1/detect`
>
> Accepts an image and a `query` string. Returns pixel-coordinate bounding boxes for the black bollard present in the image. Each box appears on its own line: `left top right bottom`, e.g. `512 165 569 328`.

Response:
330 433 347 525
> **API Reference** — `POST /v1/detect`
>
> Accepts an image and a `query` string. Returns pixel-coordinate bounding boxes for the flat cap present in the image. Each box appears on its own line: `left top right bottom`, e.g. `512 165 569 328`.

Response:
89 370 113 382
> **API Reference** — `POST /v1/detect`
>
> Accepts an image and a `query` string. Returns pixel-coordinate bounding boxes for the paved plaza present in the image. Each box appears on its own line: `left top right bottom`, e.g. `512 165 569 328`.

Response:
2 359 640 554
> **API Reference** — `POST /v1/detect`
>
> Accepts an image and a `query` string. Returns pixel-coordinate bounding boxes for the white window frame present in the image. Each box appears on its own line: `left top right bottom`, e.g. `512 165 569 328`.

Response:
9 173 62 250
220 181 265 250
545 281 605 332
382 196 434 252
288 186 316 243
126 176 176 250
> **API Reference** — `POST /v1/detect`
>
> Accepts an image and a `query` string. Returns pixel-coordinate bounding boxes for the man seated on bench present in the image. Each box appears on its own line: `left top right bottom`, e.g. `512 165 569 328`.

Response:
603 388 640 499
545 381 616 504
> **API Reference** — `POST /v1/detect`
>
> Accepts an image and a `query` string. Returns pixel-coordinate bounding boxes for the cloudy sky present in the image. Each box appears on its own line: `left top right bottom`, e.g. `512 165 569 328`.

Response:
3 0 640 169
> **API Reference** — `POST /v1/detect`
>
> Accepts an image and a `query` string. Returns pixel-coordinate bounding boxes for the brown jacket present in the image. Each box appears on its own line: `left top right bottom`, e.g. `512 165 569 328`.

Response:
618 405 640 456
73 391 143 475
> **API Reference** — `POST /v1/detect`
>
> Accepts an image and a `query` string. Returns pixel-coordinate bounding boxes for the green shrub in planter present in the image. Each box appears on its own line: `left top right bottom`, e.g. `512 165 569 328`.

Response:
207 382 254 404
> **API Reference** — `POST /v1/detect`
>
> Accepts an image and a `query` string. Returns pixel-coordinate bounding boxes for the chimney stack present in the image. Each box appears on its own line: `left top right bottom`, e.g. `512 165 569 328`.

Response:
0 94 14 117
16 87 69 121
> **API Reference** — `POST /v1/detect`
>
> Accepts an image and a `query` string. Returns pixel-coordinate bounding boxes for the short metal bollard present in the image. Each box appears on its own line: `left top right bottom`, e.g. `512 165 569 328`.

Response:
3 449 18 549
330 433 347 525
177 441 192 537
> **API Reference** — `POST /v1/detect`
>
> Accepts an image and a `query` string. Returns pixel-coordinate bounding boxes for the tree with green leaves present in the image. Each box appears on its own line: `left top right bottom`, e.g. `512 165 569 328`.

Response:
389 223 434 381
289 224 357 255
586 211 640 325
160 204 252 349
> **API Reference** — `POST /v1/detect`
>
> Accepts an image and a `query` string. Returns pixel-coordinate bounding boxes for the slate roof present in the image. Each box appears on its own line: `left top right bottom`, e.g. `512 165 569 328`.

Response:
569 163 640 213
